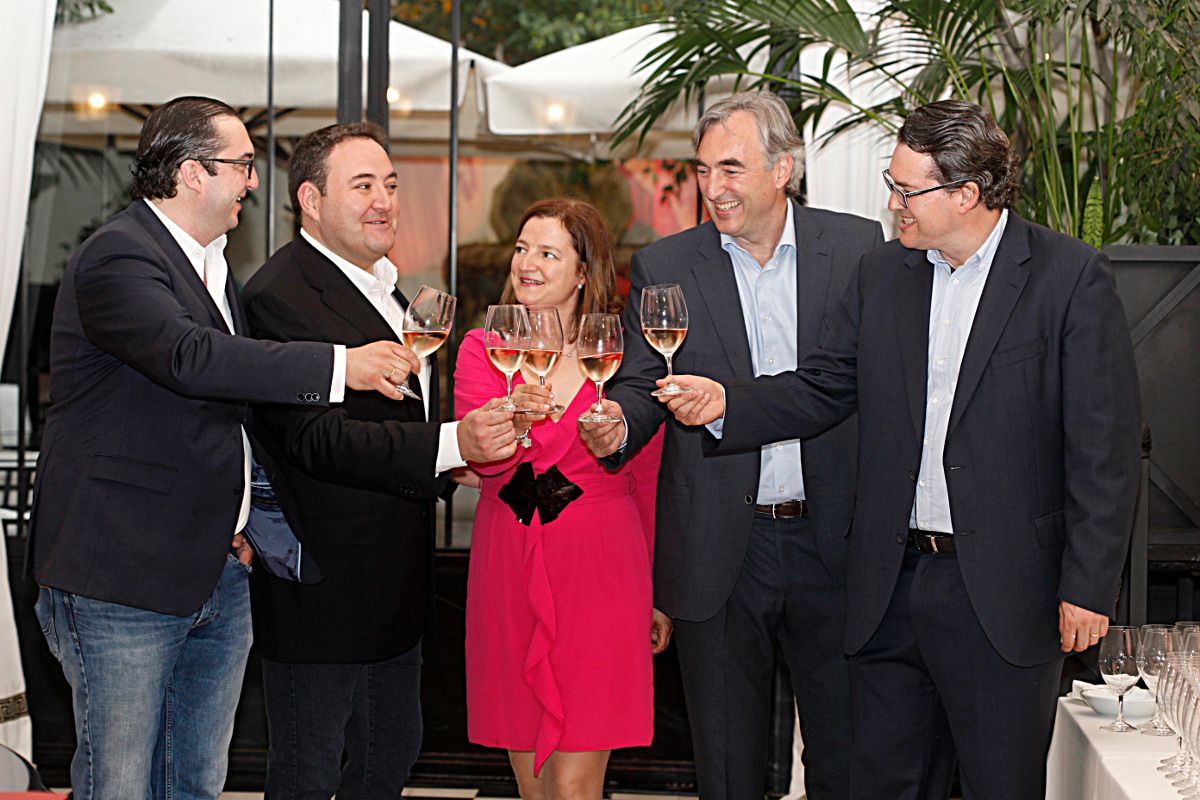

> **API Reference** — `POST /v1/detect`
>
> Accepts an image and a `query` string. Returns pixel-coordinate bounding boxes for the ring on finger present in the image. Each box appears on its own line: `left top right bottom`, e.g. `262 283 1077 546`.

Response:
386 366 397 381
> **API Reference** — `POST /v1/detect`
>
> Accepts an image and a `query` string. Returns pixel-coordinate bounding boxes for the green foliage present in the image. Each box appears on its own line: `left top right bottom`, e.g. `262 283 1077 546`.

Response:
614 0 1200 245
393 0 662 65
55 0 112 24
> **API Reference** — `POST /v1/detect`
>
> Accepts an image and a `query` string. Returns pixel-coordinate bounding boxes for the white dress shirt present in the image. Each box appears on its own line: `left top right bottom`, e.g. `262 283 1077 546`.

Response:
910 209 1009 532
300 229 464 473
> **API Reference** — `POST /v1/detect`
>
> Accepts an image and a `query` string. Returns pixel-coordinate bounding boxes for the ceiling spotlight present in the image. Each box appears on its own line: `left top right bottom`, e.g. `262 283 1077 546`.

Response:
86 92 108 110
386 86 400 104
546 103 566 123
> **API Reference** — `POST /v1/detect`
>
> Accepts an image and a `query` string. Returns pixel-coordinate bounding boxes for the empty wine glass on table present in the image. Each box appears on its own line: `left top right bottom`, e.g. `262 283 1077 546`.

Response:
484 304 531 412
518 306 566 415
576 313 623 423
1140 624 1180 736
640 283 691 396
1098 626 1141 732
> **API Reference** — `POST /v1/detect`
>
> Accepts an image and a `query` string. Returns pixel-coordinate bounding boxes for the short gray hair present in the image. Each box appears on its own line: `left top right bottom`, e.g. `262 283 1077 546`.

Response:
692 90 806 197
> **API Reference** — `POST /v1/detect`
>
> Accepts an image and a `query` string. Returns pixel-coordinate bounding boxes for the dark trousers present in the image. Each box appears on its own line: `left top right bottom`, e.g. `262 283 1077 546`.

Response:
672 515 850 800
849 548 1063 800
261 641 423 800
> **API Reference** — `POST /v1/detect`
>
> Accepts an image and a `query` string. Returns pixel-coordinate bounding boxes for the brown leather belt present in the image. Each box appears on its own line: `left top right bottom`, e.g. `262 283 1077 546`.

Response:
908 528 956 555
754 500 808 519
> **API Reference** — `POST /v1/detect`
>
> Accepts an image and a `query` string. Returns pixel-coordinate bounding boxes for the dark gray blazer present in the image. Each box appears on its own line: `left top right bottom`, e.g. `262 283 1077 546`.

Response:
604 201 884 622
713 213 1142 665
29 201 334 616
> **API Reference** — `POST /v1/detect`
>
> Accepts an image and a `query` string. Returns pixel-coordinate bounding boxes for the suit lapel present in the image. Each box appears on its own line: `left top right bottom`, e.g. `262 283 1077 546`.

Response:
690 224 755 379
130 201 232 334
898 248 934 439
947 217 1031 434
295 238 398 344
792 204 833 353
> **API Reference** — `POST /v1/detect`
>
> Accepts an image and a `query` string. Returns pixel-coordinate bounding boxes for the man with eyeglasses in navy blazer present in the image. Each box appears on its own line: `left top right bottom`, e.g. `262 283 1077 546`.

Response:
29 96 416 800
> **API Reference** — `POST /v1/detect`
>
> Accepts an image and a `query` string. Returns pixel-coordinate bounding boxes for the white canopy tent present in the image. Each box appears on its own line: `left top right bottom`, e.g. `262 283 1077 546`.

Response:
484 21 895 227
40 0 510 142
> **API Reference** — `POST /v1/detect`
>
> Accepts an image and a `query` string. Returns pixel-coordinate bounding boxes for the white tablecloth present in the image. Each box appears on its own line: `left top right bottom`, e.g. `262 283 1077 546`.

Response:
1047 695 1179 799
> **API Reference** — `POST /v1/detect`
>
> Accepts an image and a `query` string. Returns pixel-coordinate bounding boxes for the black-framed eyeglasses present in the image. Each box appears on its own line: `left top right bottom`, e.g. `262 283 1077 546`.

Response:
882 169 976 209
191 157 255 179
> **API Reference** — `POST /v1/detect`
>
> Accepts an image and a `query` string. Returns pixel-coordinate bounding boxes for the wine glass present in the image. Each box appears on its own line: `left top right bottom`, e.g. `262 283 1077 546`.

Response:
576 313 623 423
640 283 692 396
484 304 531 412
517 306 566 415
1098 626 1140 731
399 285 456 397
1140 625 1179 736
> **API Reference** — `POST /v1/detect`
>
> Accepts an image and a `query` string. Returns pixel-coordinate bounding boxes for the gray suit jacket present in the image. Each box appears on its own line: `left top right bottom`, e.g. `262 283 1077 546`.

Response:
605 202 884 622
713 213 1141 665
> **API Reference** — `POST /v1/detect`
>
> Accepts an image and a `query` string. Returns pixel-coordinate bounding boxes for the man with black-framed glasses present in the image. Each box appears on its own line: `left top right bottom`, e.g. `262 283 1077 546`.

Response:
657 99 1140 799
29 95 421 800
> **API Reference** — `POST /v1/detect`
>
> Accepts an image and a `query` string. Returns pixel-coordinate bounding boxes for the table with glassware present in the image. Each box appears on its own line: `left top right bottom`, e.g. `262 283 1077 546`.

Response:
1047 624 1198 799
1047 693 1177 799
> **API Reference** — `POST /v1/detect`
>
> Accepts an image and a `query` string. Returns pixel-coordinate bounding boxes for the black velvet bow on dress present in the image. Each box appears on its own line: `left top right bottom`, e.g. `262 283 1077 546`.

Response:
497 463 584 525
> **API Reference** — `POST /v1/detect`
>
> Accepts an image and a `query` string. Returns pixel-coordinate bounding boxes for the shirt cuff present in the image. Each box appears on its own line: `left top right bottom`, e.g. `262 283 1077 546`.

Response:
330 345 347 403
617 415 630 452
704 386 727 438
436 420 466 474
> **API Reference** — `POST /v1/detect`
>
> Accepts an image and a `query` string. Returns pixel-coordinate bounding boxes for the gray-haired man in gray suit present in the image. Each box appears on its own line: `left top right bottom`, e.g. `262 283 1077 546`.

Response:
578 91 882 800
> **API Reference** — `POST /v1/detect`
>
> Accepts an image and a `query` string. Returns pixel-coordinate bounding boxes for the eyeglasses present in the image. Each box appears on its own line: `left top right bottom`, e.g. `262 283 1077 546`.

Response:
191 157 255 179
882 169 977 209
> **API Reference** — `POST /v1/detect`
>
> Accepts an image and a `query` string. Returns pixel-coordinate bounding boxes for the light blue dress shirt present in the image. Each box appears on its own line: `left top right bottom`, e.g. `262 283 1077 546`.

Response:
910 209 1010 532
719 202 806 505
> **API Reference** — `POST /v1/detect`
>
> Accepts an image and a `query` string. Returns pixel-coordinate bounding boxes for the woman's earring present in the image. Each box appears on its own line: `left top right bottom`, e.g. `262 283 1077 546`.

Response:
577 283 584 289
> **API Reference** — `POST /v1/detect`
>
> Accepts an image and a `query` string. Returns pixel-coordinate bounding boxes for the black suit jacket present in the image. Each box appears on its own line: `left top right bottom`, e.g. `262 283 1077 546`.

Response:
242 236 447 664
714 213 1142 665
29 201 334 615
604 202 884 622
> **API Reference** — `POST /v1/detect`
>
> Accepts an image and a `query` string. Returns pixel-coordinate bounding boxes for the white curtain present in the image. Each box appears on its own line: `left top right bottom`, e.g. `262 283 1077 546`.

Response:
0 0 56 761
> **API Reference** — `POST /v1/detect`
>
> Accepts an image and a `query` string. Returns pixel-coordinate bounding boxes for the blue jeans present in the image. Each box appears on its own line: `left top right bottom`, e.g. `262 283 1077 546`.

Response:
35 554 253 800
261 642 423 800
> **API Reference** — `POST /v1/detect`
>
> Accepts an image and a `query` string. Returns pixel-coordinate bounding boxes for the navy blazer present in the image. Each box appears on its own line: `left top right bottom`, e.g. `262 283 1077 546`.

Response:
714 213 1142 665
29 201 334 615
604 202 884 622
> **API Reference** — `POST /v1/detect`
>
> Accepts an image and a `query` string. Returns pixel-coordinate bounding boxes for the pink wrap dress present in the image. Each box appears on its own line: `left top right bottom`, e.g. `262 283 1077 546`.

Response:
455 328 664 773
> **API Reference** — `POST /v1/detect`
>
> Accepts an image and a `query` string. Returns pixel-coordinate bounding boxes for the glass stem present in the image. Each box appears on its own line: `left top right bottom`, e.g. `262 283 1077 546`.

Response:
1116 693 1126 726
664 352 674 380
505 372 514 400
595 381 604 412
540 374 547 387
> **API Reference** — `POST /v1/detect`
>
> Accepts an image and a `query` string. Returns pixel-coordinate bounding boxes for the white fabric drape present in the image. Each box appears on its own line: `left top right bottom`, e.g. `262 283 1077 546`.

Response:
0 0 56 761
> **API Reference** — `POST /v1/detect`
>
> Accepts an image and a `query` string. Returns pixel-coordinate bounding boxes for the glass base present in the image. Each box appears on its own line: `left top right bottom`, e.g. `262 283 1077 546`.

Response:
497 397 519 412
1143 718 1176 736
1102 718 1138 732
578 410 622 423
651 382 695 397
514 404 566 415
396 384 419 400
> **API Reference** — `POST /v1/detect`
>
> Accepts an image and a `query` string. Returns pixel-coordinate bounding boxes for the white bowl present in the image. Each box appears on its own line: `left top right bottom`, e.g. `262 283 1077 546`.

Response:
1081 685 1156 720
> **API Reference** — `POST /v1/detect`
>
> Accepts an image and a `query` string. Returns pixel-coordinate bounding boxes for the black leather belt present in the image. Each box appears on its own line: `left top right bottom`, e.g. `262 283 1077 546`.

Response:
755 500 808 519
908 528 956 555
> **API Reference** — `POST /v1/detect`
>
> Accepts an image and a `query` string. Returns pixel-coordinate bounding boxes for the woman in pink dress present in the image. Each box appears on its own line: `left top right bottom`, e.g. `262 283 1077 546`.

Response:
454 198 669 799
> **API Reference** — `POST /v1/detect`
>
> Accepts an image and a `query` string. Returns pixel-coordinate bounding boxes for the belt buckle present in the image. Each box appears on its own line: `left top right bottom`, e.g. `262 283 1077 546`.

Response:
772 503 779 520
928 535 939 554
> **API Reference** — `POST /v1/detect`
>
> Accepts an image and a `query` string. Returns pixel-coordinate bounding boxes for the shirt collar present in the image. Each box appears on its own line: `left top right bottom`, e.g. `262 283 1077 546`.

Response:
300 228 399 300
720 199 797 264
926 208 1009 274
143 198 226 276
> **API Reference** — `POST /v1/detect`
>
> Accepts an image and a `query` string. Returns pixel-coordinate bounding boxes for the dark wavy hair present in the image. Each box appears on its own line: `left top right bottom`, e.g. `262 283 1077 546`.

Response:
501 198 621 340
287 122 391 221
129 96 239 201
898 100 1021 210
